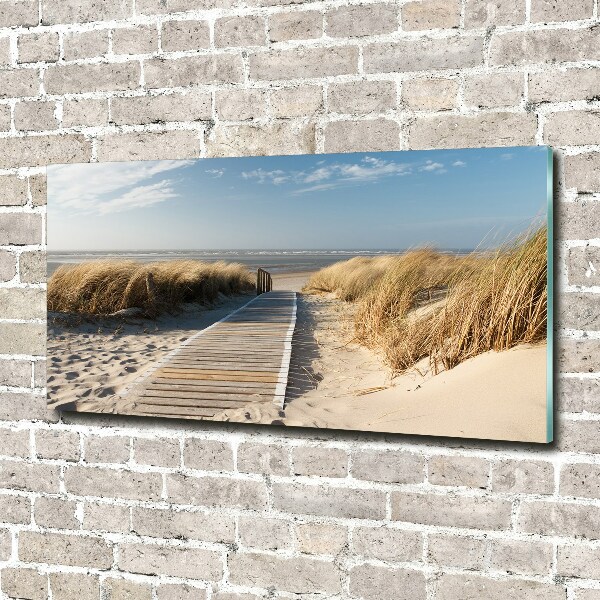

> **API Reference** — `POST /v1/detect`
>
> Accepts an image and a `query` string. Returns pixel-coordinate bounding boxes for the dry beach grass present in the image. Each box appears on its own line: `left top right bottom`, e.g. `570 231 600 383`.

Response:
48 259 255 317
305 227 547 375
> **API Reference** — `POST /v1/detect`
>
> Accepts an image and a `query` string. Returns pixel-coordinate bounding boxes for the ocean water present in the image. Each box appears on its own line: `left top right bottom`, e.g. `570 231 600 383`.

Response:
46 249 471 277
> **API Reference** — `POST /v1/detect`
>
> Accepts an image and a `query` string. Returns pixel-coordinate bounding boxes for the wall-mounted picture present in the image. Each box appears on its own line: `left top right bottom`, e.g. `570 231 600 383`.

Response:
47 146 553 443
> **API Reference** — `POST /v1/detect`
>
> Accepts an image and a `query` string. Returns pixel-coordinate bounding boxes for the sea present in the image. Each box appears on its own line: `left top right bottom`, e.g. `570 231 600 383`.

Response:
46 249 472 277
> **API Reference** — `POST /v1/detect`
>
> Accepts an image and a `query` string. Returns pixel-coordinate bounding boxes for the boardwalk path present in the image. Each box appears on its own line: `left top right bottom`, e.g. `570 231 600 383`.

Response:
118 291 297 419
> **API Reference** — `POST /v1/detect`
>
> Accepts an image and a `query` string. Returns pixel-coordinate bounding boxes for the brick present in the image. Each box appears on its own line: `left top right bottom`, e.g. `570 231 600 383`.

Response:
28 174 45 206
557 543 600 579
0 68 39 99
0 1 39 28
557 377 600 412
136 0 224 14
428 455 489 488
0 175 28 206
157 584 206 600
112 91 211 125
0 494 31 524
17 31 59 63
492 459 554 494
269 10 322 42
489 538 553 575
45 63 141 95
112 25 158 55
352 449 424 484
392 492 512 530
64 466 163 501
560 293 600 330
491 28 600 67
0 427 30 457
1 568 47 600
183 438 233 471
62 98 109 128
0 529 11 561
530 68 600 103
531 0 593 22
84 434 130 464
565 153 600 194
324 119 399 153
215 15 266 47
464 0 526 27
561 463 600 499
237 442 290 475
558 200 600 240
436 574 565 599
35 496 79 529
327 4 398 37
364 37 484 74
36 429 80 461
216 89 267 121
229 552 342 594
0 322 45 355
0 251 16 282
208 121 314 157
162 19 210 52
270 86 322 117
409 112 536 149
559 339 600 373
463 73 524 108
144 55 243 88
545 111 600 146
0 104 11 130
33 360 45 388
296 522 347 556
428 534 486 569
349 564 426 600
352 527 422 562
97 130 199 162
0 392 55 422
103 579 152 600
402 0 460 30
249 46 357 80
0 359 31 389
132 507 235 543
239 516 292 551
14 100 58 131
273 482 386 519
63 30 108 60
19 531 113 568
328 79 396 114
134 437 180 467
212 594 260 600
1 213 42 247
167 474 268 509
83 502 130 533
19 251 46 283
118 543 222 580
49 573 100 600
519 500 600 539
559 419 600 454
0 36 10 66
292 446 348 477
0 134 92 169
577 591 600 600
41 0 133 24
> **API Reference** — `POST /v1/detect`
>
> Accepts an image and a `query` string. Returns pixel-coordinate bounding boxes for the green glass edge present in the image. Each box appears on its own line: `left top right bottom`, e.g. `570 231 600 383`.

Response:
546 146 554 443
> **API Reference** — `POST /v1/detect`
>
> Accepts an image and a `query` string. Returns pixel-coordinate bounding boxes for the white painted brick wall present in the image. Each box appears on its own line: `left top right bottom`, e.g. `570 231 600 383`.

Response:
0 0 599 597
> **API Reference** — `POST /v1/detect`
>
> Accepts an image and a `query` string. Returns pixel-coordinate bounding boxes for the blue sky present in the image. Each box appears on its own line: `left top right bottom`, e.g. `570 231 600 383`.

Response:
47 146 550 251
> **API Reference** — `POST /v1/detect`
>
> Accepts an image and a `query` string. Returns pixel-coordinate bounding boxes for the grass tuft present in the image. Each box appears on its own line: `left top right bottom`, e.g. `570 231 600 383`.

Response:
48 260 255 317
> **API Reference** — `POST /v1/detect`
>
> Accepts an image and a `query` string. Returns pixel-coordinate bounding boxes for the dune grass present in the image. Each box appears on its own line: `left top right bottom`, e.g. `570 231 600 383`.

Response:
304 227 547 375
48 259 255 317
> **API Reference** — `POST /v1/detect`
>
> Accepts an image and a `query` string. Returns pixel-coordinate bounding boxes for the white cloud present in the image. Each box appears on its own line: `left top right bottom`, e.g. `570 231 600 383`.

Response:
420 160 445 172
206 168 225 178
452 160 466 167
48 160 193 216
241 169 290 185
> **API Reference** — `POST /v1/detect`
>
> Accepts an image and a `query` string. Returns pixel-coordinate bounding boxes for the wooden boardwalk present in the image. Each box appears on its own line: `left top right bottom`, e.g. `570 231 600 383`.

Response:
119 291 297 419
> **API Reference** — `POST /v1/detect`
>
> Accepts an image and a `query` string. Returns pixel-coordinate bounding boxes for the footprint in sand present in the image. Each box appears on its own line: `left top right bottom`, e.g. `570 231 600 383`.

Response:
97 387 115 397
124 366 137 373
65 371 79 380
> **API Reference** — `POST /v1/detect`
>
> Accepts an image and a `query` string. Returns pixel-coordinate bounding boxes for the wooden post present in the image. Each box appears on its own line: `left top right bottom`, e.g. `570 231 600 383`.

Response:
257 268 272 295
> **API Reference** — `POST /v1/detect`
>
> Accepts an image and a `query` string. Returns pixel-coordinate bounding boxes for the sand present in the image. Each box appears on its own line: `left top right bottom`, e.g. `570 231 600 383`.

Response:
48 283 548 443
272 271 314 292
47 294 255 410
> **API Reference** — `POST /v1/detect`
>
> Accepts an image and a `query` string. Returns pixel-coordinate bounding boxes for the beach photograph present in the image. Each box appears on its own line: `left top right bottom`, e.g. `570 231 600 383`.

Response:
47 147 552 443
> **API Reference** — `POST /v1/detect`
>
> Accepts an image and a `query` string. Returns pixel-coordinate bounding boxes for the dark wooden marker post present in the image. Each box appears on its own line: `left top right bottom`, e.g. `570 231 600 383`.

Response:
257 268 272 295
